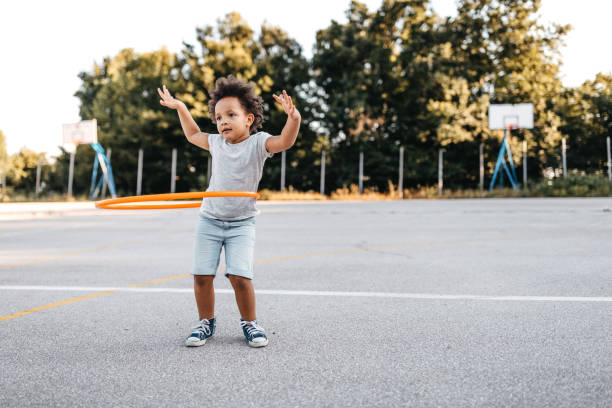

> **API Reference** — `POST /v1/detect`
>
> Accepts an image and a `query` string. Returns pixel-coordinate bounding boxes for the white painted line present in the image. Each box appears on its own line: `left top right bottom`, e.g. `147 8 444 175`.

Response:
0 285 611 303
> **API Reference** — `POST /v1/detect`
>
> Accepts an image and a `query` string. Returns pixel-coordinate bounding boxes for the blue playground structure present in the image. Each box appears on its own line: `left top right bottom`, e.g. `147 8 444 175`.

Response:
89 142 117 199
489 128 519 192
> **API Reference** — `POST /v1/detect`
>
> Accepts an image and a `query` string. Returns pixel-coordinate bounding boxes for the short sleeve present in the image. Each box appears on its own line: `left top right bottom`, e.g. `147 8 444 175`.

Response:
208 133 220 153
258 132 274 159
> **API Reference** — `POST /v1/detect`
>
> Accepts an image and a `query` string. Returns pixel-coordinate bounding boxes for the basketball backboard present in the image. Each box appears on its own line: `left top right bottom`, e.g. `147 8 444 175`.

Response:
488 104 533 130
63 119 98 152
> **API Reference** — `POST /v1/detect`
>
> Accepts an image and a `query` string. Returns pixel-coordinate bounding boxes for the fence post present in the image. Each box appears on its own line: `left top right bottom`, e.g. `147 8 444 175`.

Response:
358 152 364 194
398 146 404 199
320 150 326 196
281 150 286 192
171 148 177 193
67 151 75 198
522 140 527 186
136 148 143 195
607 136 611 182
36 155 42 195
562 138 567 178
438 148 445 195
479 143 484 190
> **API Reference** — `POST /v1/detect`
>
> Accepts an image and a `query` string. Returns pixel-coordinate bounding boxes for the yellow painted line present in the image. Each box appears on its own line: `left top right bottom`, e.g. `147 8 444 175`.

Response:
0 237 509 322
0 290 116 322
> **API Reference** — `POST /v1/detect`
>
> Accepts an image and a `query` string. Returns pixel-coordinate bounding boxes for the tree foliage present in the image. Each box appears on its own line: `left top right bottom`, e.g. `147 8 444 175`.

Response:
7 2 611 197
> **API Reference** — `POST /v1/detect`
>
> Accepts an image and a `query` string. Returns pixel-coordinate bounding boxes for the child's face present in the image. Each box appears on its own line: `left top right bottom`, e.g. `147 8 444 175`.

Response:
215 96 254 144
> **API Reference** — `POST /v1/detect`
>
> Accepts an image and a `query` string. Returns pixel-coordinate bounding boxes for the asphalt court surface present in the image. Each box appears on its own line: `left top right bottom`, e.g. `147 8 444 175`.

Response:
1 198 611 407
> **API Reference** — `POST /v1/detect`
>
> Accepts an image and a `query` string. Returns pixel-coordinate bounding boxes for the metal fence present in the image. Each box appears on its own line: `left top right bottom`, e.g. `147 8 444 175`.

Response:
2 136 611 198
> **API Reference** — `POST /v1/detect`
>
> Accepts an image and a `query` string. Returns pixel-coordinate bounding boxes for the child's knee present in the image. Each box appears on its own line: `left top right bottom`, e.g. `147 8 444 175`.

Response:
194 275 214 286
228 274 252 291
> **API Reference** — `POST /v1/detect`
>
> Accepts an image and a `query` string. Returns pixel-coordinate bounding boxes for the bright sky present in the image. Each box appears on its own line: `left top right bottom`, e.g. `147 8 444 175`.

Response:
1 0 610 156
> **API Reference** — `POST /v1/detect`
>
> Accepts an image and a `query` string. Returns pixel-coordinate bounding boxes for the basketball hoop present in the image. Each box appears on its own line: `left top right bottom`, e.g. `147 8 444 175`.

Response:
487 104 534 192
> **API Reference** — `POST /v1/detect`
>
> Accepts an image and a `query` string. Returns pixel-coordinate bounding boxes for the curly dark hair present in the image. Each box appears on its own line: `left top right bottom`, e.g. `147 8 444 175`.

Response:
208 75 264 134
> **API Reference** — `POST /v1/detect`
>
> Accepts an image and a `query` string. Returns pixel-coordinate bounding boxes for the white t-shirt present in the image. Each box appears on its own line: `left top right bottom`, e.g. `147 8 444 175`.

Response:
199 131 274 221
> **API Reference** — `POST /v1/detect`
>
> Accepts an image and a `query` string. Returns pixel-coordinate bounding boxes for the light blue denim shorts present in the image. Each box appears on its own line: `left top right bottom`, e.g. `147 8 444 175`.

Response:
192 215 256 280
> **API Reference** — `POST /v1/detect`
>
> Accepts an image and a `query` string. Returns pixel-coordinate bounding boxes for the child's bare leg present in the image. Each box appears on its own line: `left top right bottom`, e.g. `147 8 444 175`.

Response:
193 275 215 319
227 274 256 321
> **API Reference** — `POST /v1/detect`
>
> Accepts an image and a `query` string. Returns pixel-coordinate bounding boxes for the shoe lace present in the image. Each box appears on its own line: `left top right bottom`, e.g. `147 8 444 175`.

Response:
193 318 212 336
240 320 265 337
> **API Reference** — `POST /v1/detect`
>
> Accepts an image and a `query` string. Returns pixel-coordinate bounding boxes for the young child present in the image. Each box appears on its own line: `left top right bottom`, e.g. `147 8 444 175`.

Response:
157 76 300 347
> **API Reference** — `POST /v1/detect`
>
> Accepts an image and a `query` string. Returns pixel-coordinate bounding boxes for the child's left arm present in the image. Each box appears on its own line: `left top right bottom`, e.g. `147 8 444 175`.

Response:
266 90 301 154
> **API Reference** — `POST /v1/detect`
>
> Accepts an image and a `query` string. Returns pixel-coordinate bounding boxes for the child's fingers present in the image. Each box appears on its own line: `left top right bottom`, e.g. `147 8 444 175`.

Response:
274 92 294 114
282 90 293 107
274 95 289 110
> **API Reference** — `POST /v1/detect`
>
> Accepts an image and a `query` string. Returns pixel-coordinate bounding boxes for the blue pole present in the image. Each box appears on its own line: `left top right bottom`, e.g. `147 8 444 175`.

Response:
89 154 99 198
504 128 519 189
489 139 506 191
89 143 117 199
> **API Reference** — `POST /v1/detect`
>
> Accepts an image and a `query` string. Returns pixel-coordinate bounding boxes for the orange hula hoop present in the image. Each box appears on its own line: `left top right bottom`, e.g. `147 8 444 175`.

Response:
95 191 260 210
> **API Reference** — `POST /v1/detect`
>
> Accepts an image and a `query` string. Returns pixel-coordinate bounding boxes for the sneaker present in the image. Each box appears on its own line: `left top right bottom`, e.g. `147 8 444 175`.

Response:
240 319 269 348
185 317 216 347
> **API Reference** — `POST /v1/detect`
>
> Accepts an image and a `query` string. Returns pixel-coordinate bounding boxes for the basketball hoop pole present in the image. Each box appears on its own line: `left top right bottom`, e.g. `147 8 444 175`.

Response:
489 125 519 192
64 119 115 200
67 149 76 198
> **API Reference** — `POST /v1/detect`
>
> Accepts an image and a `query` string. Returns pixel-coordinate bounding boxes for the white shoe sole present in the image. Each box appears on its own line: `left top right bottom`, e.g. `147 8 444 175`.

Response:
248 338 269 348
185 338 207 347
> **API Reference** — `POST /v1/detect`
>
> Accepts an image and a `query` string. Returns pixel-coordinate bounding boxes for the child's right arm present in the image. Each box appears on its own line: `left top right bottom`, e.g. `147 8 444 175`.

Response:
157 85 209 151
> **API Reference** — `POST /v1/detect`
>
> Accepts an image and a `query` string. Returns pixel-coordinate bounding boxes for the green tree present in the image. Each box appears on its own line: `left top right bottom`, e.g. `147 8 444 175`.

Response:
67 1 581 196
182 13 316 190
72 13 314 197
312 1 412 191
6 148 44 193
73 47 203 196
445 0 570 182
557 73 612 173
253 23 317 190
388 0 446 187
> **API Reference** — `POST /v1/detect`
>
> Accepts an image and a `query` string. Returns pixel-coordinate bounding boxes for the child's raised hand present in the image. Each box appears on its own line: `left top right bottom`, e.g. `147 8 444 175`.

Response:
273 90 300 121
157 85 183 110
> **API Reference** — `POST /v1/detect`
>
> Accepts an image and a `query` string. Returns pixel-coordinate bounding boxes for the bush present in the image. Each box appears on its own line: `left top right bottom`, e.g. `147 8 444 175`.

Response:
526 172 612 197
